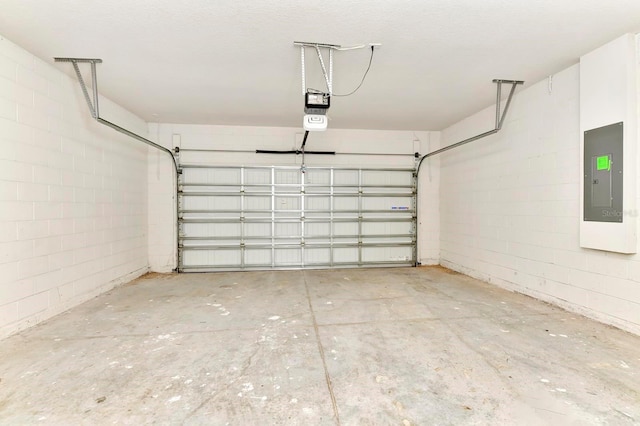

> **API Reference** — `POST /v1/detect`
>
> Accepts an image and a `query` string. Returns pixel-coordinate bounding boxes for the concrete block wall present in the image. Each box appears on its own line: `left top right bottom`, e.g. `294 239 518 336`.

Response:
147 123 440 271
0 35 149 339
439 61 640 335
416 132 440 265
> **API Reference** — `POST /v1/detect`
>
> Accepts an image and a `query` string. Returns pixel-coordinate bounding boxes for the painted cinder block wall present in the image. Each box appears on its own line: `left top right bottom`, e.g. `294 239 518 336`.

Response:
439 43 640 335
147 123 441 272
0 35 150 339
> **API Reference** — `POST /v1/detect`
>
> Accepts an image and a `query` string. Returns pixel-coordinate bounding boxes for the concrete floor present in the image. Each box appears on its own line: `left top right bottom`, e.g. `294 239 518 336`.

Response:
0 267 639 425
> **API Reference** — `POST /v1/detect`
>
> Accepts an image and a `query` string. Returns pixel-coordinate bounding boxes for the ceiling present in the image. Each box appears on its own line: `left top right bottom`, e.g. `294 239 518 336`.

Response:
1 1 640 131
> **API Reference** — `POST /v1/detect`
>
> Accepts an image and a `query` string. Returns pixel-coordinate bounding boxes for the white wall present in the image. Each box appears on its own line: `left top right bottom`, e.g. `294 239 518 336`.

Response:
579 34 637 253
416 132 440 264
147 123 440 271
440 55 640 334
0 35 149 339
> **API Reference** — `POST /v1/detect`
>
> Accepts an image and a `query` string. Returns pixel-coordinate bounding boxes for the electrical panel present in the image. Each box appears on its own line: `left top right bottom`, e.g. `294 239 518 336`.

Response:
583 122 623 222
579 34 636 254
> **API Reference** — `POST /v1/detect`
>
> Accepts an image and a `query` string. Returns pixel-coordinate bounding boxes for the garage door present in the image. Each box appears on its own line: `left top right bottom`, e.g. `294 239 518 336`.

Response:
178 165 416 271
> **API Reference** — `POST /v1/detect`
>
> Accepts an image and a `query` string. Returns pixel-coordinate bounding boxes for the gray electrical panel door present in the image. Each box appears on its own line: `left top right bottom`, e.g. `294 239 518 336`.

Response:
583 122 623 222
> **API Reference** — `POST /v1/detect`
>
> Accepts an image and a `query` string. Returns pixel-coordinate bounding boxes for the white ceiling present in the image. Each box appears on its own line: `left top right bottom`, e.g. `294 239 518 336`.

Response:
2 1 640 131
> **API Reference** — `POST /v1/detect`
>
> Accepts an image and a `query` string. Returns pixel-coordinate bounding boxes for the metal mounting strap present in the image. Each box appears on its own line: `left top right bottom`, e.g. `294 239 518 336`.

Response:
298 42 337 95
496 80 521 130
301 47 306 96
54 57 102 119
71 62 97 118
293 41 367 51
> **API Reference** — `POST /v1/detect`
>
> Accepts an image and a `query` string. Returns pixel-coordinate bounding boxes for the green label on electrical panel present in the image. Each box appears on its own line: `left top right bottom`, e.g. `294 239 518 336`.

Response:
596 155 610 171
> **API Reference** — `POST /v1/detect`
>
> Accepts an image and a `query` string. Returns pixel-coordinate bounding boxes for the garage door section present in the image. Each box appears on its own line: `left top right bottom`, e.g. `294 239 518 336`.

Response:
178 165 416 271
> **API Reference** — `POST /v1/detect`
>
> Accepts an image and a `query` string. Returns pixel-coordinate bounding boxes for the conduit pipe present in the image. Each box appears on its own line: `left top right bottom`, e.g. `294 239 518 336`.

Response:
54 58 181 272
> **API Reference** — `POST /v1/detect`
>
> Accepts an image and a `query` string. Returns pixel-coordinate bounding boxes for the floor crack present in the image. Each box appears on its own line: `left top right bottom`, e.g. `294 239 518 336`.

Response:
303 270 341 426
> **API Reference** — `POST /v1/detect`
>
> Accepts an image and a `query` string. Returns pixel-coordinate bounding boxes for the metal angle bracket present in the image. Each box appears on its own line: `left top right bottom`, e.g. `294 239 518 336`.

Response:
54 57 103 118
293 41 369 51
296 42 335 96
294 40 373 96
492 79 525 131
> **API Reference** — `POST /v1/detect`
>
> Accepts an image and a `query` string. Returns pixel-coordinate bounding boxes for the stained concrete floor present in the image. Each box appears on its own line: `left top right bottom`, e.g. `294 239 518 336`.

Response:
0 267 639 425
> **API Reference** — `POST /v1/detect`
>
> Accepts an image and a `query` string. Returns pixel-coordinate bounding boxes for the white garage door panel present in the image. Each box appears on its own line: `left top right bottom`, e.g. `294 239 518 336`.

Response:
245 249 272 266
183 196 241 211
275 248 301 265
246 197 271 210
183 222 241 238
305 248 331 265
362 246 413 262
183 248 241 267
306 222 331 236
178 165 416 271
